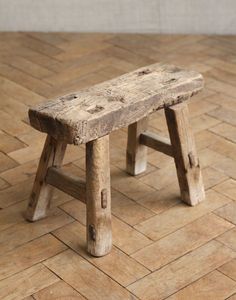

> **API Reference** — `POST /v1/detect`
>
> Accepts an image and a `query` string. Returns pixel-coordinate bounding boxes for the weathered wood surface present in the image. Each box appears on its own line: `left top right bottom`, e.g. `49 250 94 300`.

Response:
29 63 204 144
46 167 86 203
140 131 173 157
25 135 67 221
165 103 205 206
86 135 112 256
2 32 236 300
126 118 148 175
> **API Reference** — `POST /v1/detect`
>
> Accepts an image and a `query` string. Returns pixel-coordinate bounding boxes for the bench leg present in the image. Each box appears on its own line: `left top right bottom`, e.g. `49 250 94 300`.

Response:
165 103 205 206
126 117 148 175
25 135 67 221
86 135 112 257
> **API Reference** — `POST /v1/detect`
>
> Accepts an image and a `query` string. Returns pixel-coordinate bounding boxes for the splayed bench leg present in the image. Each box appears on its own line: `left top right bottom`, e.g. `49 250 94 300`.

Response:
165 102 205 206
26 135 67 221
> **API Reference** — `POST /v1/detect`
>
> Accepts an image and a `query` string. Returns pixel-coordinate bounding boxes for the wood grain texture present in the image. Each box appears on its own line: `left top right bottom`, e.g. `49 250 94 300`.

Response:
28 63 204 144
0 33 236 300
166 271 236 300
44 249 136 300
53 221 150 286
33 281 86 300
46 166 86 202
126 117 148 175
128 241 236 300
0 234 67 281
140 130 173 157
86 135 112 256
165 102 205 205
0 264 59 300
26 135 67 221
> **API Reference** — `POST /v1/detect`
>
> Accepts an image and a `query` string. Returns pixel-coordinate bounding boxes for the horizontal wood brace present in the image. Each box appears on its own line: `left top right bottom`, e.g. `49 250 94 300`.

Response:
45 167 86 203
140 131 173 157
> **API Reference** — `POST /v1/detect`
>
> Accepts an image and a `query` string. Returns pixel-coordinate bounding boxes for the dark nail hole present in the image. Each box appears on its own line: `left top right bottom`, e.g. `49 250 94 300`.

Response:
87 105 104 114
164 78 177 84
108 96 125 103
60 94 78 101
137 69 152 76
89 224 96 241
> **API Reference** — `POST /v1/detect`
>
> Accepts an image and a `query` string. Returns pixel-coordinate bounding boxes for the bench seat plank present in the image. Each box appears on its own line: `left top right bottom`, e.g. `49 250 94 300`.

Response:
29 63 203 144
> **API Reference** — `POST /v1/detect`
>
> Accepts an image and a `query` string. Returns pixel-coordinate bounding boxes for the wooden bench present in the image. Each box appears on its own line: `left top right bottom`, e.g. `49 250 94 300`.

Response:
26 63 205 257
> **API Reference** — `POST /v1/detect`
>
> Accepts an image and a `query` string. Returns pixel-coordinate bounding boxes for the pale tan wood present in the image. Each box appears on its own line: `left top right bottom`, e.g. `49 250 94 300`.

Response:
0 178 33 208
0 201 32 232
46 167 86 203
202 166 228 190
0 264 60 300
165 102 205 205
33 281 86 300
213 156 236 180
195 130 222 151
148 149 174 169
1 32 236 298
0 207 73 256
8 143 44 164
134 190 231 240
128 241 236 300
208 107 236 126
166 271 236 300
0 74 45 105
198 148 226 168
227 294 236 300
126 117 148 175
188 98 218 118
0 131 25 153
210 122 236 143
191 114 221 133
60 199 86 225
141 163 178 190
111 165 155 201
0 234 66 281
217 227 236 252
26 135 67 221
214 179 236 201
0 151 18 173
0 110 31 137
132 213 233 271
58 198 152 255
86 135 112 256
140 130 173 157
215 201 236 224
0 159 38 185
28 63 204 144
44 249 136 300
53 221 150 286
136 183 180 214
111 189 155 226
219 259 236 281
112 216 152 255
0 195 71 233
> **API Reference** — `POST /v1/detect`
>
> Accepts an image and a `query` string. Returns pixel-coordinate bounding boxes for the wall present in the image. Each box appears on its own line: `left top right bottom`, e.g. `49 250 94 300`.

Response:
0 0 235 34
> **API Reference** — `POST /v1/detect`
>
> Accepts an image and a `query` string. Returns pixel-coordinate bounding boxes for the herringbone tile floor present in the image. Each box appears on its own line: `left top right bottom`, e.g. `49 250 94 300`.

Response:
0 32 236 300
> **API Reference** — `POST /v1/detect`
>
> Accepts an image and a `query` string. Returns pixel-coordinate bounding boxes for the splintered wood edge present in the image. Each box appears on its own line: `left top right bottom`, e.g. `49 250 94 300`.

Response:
28 64 204 144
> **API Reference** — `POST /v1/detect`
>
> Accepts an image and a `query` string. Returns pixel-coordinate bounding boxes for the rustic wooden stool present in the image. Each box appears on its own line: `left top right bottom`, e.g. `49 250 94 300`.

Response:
26 63 205 257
